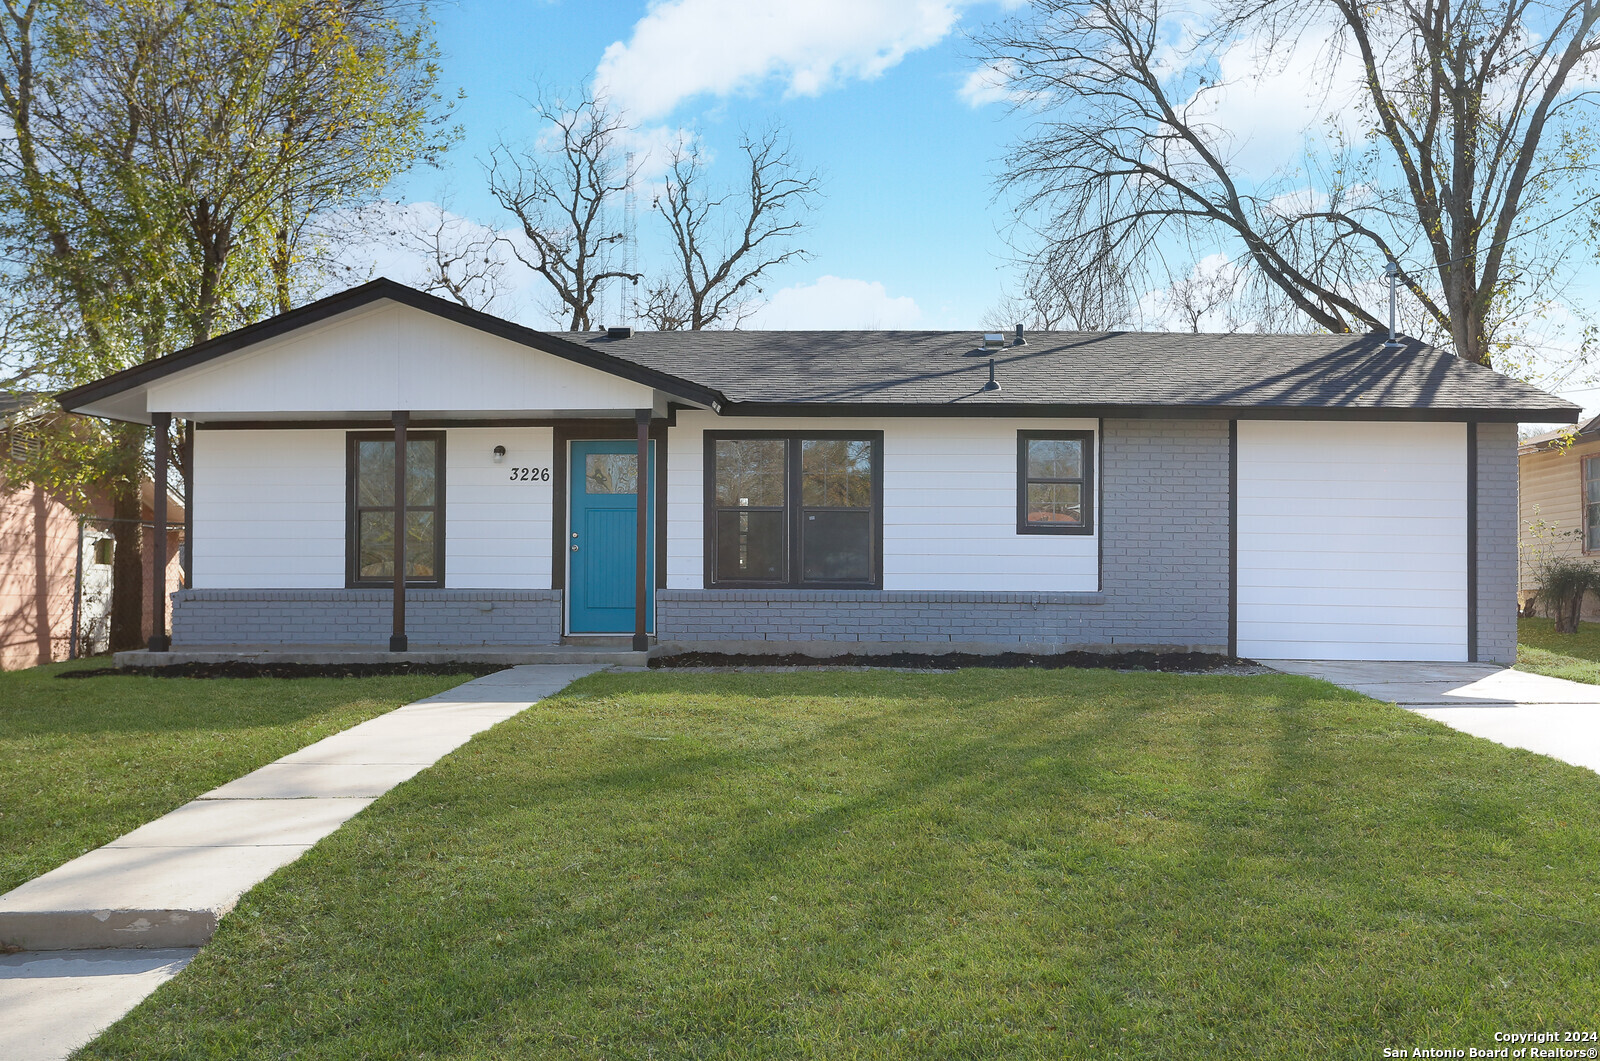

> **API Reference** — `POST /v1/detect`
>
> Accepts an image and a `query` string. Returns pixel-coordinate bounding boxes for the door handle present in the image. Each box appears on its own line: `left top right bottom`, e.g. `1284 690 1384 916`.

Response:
571 544 579 552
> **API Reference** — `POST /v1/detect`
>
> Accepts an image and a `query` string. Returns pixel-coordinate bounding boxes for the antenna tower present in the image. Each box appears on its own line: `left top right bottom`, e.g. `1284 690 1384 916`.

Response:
618 151 637 326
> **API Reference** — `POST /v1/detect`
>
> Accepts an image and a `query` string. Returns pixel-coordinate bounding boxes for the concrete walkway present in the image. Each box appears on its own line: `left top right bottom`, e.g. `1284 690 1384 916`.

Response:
1269 660 1600 774
0 663 601 1061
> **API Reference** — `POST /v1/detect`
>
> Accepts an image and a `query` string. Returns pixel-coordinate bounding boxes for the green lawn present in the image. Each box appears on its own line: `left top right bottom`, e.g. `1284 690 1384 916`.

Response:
81 669 1600 1059
1516 615 1600 683
0 661 476 895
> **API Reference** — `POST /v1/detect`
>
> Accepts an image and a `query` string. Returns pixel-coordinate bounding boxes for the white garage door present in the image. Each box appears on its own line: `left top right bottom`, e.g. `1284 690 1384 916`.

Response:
1236 421 1468 661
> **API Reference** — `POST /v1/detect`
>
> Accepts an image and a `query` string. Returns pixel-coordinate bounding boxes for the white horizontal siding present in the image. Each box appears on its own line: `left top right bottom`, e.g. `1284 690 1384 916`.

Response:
444 428 552 589
193 430 346 588
666 413 1098 592
194 426 553 591
147 300 653 417
1236 420 1467 661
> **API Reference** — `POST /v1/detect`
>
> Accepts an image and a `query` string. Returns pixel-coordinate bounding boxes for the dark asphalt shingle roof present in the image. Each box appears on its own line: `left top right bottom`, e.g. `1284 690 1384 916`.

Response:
52 281 1580 421
0 391 42 420
556 329 1575 417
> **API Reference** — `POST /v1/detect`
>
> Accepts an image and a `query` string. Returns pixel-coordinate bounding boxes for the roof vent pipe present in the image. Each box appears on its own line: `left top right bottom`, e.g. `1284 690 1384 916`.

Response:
1014 324 1026 345
1383 261 1402 348
983 358 1001 392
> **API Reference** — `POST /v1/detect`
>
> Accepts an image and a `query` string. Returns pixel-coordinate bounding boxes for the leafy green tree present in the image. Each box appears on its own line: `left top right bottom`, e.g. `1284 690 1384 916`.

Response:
0 0 452 650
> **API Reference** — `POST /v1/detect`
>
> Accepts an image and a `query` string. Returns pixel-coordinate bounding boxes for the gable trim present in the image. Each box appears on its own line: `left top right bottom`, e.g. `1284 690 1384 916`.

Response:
55 279 726 416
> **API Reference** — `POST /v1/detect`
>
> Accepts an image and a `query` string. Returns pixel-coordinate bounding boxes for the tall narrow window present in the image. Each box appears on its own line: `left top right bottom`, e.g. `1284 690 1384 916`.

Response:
712 438 787 582
706 432 881 588
801 438 874 581
347 432 446 587
1018 431 1094 534
1586 456 1600 552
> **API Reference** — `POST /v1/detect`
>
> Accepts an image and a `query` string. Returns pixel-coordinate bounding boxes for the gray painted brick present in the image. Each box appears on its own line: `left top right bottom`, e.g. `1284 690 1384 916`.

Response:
1477 422 1518 665
656 419 1231 652
171 589 562 646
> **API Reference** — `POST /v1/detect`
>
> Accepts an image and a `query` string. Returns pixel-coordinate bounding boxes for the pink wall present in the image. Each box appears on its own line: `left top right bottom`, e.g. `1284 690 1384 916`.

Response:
0 484 81 669
0 479 184 670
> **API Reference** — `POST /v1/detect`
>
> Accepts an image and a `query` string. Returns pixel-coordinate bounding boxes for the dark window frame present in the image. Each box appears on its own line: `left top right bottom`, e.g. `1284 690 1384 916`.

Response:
1585 454 1600 555
703 430 884 589
1017 430 1095 535
345 430 447 588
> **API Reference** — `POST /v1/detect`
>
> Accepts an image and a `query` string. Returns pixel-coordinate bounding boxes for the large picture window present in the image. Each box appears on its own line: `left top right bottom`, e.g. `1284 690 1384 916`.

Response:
347 431 446 587
706 432 882 588
1017 430 1094 534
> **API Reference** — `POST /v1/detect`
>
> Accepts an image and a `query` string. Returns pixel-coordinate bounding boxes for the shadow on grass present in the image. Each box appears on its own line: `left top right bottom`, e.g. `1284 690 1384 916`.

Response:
80 670 1600 1060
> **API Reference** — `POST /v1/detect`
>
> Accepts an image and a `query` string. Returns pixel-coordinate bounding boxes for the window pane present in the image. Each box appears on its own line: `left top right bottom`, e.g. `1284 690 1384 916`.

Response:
1027 482 1083 526
801 438 872 507
357 442 394 506
715 440 786 507
358 510 395 579
405 511 435 578
715 509 785 581
359 511 437 579
406 441 437 505
802 509 871 581
1028 438 1083 480
586 453 638 494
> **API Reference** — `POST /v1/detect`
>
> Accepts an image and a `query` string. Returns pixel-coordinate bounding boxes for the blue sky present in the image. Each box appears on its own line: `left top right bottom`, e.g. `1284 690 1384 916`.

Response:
378 0 1034 330
357 0 1597 418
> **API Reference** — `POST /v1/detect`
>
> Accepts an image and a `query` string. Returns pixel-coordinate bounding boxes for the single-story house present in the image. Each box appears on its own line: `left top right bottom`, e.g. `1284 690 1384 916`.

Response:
56 278 1576 663
1517 417 1600 615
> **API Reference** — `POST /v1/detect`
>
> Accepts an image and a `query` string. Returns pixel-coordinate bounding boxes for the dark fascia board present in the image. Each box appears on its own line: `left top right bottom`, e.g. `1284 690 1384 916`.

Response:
54 278 727 415
717 400 1580 423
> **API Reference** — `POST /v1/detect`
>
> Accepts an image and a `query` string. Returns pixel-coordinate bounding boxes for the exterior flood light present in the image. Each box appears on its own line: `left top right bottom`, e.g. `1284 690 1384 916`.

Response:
492 445 506 463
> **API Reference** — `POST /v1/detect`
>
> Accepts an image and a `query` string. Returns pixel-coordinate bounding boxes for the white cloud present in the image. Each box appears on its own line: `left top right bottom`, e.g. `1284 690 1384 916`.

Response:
745 275 923 329
317 201 561 326
1172 20 1364 179
958 59 1039 108
596 0 972 121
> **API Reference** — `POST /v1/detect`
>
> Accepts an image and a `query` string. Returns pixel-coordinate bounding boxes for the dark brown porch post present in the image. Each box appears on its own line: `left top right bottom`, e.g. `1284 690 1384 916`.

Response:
149 411 171 652
391 410 409 652
633 408 650 652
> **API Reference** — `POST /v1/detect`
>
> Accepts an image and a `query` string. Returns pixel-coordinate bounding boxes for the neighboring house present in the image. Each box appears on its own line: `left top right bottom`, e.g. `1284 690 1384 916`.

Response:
58 279 1575 664
0 393 184 668
1517 417 1600 615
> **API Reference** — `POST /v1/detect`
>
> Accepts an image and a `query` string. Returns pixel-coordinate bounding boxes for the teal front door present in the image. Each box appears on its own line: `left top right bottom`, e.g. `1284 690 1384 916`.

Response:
568 440 654 634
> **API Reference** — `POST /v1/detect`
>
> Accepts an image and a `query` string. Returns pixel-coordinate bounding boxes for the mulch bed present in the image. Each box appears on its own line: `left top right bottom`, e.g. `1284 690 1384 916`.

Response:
649 650 1254 672
58 662 512 680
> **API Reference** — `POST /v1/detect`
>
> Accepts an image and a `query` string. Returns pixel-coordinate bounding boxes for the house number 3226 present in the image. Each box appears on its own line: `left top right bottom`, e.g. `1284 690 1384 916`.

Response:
508 467 550 482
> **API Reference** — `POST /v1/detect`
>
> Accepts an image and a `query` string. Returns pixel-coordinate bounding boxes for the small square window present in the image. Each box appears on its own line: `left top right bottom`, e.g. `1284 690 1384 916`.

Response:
1018 431 1094 534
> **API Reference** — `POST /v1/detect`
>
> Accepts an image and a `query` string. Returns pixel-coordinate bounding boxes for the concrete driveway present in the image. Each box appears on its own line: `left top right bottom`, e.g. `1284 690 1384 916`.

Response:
1269 660 1600 774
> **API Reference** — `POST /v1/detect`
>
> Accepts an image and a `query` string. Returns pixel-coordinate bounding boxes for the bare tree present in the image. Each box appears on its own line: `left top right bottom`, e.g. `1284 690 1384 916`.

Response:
638 278 692 331
487 88 639 331
978 0 1600 366
652 128 820 330
382 202 510 312
1165 266 1240 334
985 238 1134 331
